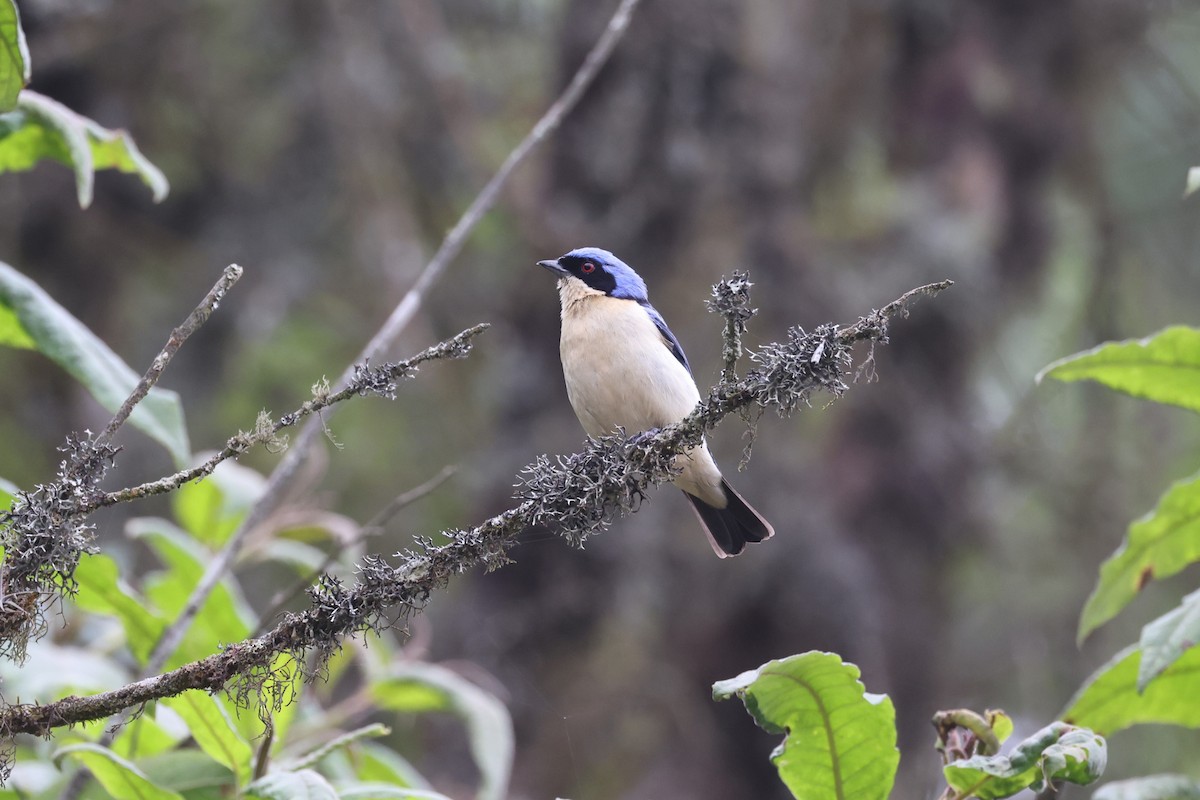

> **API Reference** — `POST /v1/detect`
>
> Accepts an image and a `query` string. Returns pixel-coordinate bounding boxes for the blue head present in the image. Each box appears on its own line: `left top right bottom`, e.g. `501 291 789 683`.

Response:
537 247 648 302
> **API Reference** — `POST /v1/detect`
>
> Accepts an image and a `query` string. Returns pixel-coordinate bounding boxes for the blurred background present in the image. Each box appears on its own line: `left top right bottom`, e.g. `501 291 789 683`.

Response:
4 0 1200 797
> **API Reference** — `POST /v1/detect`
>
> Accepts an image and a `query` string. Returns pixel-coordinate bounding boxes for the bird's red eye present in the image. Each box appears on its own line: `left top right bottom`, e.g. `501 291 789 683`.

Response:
580 262 596 274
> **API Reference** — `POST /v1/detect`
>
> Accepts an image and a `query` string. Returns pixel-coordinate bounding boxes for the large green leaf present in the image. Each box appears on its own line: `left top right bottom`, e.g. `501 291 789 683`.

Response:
1037 327 1200 413
161 692 254 786
0 0 29 112
1094 774 1200 800
245 769 338 800
1078 472 1200 642
712 651 899 800
1062 644 1200 734
73 553 167 664
0 262 190 465
942 723 1106 799
54 743 184 800
1137 588 1200 691
373 662 513 800
0 89 167 207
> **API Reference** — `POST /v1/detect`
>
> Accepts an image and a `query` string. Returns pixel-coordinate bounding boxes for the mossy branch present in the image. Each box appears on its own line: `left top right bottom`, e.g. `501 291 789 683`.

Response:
0 277 951 744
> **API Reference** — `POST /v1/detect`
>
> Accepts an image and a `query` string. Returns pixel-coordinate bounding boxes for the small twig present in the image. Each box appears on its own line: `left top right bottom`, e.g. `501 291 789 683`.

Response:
93 265 243 454
252 465 456 637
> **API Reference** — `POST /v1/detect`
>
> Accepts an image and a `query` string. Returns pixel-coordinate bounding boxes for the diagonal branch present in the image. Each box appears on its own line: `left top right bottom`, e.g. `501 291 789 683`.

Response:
0 278 951 742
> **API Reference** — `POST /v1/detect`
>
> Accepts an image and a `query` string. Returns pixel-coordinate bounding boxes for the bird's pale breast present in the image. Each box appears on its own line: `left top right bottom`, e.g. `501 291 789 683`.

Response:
558 293 725 507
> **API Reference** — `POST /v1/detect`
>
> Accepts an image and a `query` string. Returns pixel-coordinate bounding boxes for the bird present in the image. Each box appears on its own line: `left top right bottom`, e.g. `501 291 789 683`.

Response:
536 246 774 557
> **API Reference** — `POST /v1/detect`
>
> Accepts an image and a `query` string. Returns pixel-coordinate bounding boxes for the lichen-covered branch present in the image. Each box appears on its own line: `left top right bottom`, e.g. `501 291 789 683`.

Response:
0 278 951 742
0 323 489 667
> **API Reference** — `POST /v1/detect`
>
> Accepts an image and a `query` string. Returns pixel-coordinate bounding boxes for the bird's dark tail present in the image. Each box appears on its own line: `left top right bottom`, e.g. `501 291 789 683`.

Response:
683 480 774 558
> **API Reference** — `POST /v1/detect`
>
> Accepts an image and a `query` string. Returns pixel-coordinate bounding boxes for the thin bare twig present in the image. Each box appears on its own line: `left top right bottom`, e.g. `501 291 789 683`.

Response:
94 265 243 453
139 0 642 684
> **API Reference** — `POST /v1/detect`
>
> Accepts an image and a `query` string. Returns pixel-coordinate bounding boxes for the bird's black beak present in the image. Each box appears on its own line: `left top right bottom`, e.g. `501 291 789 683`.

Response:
537 259 569 277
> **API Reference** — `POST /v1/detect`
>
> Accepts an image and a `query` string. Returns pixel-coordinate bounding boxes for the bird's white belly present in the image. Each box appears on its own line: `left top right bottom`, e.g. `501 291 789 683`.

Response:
559 295 725 507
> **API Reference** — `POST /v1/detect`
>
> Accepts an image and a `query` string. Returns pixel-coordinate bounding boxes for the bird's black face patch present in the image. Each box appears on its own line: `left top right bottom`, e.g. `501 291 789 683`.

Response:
558 255 617 295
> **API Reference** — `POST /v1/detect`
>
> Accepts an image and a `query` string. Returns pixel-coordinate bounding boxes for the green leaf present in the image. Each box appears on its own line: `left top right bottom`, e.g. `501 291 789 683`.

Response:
1063 644 1200 734
712 651 899 800
110 714 185 761
0 262 190 465
245 769 338 800
1138 587 1200 691
73 554 167 664
0 0 30 112
1038 327 1200 413
0 89 168 207
942 723 1106 799
138 749 236 795
373 662 513 800
1094 774 1200 799
127 518 252 664
289 723 391 772
161 692 254 786
1078 472 1200 642
351 742 429 790
171 459 265 547
336 785 454 800
54 743 185 800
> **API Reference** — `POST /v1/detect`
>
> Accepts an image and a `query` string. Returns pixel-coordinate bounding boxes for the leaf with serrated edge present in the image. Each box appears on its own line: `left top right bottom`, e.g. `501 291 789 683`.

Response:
713 651 899 800
1038 326 1200 413
0 262 190 465
1063 644 1200 734
1078 471 1200 642
943 724 1105 799
54 743 184 800
1094 773 1200 800
162 692 253 786
1138 588 1200 692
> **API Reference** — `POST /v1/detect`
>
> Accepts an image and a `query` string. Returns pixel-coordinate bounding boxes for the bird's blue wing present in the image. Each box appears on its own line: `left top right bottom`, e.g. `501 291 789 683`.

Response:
640 301 691 374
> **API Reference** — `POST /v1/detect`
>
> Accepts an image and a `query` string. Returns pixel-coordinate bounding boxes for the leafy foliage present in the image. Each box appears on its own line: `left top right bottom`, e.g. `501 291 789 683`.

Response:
713 652 899 800
0 263 190 465
1061 644 1200 734
0 91 168 207
1094 774 1200 799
